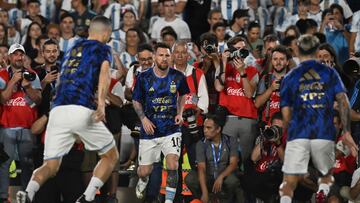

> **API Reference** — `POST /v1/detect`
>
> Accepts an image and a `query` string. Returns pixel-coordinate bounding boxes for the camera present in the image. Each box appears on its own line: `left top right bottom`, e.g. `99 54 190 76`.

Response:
204 44 217 54
183 108 198 135
275 78 283 91
21 70 36 81
230 48 249 59
263 125 282 142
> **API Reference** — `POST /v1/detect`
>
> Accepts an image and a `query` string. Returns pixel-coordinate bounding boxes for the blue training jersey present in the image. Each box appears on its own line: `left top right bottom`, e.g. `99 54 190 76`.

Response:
132 68 190 139
280 60 346 141
53 39 112 110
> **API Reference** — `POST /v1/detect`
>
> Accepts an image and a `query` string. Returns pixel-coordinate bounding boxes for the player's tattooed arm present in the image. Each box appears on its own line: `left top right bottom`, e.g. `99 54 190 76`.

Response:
336 92 351 133
133 100 146 120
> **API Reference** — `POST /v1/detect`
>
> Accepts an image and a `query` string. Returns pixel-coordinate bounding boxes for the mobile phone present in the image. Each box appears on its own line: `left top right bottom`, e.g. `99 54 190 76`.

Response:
256 45 263 51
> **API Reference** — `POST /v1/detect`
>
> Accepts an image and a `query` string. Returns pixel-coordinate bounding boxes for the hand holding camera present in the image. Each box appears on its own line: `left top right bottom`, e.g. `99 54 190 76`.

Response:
271 78 282 92
263 125 282 146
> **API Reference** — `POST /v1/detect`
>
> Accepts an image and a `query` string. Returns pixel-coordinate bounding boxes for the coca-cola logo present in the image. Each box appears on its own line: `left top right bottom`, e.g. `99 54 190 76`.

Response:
270 101 280 109
5 97 26 106
185 94 193 104
226 87 245 96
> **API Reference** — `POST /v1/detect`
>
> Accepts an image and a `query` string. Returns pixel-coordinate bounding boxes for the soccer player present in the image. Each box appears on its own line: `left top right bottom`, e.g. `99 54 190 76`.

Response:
16 16 119 203
132 42 189 203
279 34 358 203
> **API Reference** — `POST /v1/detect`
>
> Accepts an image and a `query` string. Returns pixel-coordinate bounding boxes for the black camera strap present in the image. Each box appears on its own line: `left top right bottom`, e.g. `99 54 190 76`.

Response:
192 68 198 94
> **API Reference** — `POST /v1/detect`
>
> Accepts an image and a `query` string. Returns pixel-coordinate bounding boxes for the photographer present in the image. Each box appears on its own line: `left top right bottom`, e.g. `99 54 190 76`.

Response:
243 112 285 202
173 41 209 168
193 33 220 113
0 43 41 202
214 35 259 161
185 114 241 203
255 45 290 125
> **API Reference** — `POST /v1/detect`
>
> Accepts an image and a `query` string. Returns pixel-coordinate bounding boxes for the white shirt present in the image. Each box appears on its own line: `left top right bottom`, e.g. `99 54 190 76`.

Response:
220 0 248 21
59 36 79 54
174 64 209 113
151 17 191 41
104 3 138 30
40 0 56 21
351 11 360 52
61 0 73 12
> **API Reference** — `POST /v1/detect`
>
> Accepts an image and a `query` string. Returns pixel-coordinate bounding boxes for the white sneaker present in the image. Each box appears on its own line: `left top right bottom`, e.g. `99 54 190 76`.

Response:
16 191 31 203
135 177 149 199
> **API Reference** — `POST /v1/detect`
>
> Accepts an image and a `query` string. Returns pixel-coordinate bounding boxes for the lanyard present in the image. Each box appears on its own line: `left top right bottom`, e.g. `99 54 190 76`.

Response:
211 141 222 178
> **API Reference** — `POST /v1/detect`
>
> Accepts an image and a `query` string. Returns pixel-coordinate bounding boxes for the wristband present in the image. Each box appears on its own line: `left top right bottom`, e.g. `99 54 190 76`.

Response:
240 73 247 78
216 75 225 86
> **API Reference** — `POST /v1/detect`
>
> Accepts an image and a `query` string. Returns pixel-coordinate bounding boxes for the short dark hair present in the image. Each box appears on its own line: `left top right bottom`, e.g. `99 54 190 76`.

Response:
161 26 178 40
330 3 344 18
263 34 278 43
271 45 291 60
282 36 297 47
271 112 283 124
0 44 9 50
35 34 49 46
313 32 326 44
60 12 74 22
212 22 226 32
247 21 260 31
154 42 171 53
227 35 247 49
207 8 222 20
42 38 59 50
159 0 175 4
205 113 224 129
27 0 40 5
137 43 154 53
199 32 218 47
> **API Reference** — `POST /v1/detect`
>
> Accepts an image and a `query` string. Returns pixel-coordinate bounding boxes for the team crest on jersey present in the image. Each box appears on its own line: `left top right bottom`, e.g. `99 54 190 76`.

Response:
85 19 91 26
149 87 154 93
170 81 176 93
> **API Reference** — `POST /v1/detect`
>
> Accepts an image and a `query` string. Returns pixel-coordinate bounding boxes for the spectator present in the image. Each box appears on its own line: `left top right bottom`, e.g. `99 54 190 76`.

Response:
0 9 9 26
207 9 223 33
0 23 7 46
276 0 309 33
59 13 78 54
247 0 271 37
282 36 300 65
70 0 97 37
185 113 241 203
296 18 318 35
31 34 48 68
226 9 249 38
18 0 49 36
46 23 61 42
320 0 353 21
349 10 360 55
268 0 288 34
256 34 280 74
0 44 9 69
308 0 323 26
220 0 247 23
255 45 290 125
214 35 259 161
120 27 145 69
161 26 178 49
212 22 227 54
0 43 42 203
103 0 137 31
320 7 349 65
38 0 58 23
183 0 212 41
284 25 300 38
151 0 191 42
22 22 43 60
247 21 264 59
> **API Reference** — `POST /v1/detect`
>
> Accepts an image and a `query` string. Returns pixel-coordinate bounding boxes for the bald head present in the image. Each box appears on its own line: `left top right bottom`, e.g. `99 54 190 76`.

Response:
88 16 112 43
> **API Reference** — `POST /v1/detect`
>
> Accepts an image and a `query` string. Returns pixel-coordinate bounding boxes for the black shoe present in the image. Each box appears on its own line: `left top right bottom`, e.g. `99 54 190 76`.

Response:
75 195 95 203
16 191 31 203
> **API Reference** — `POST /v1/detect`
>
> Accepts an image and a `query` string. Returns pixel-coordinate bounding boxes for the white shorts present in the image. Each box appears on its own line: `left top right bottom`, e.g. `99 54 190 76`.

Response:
138 132 181 165
282 139 335 176
44 105 115 160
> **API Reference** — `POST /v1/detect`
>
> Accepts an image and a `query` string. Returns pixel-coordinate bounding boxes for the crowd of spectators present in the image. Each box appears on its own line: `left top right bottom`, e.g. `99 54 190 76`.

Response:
1 0 360 202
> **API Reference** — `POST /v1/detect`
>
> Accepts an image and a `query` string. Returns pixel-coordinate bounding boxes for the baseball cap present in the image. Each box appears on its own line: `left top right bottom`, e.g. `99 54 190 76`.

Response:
8 43 26 55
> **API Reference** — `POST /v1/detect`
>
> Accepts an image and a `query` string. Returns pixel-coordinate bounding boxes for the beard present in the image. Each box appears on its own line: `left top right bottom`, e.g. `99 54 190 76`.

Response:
273 66 285 74
156 62 169 71
45 57 57 65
